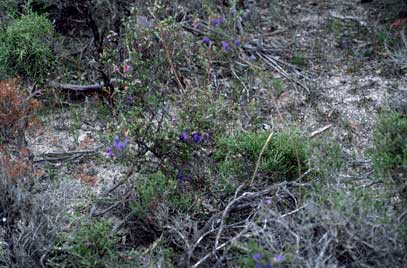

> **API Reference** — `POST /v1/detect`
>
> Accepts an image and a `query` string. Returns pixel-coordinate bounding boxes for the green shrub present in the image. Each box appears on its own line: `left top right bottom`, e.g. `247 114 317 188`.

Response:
0 13 55 82
370 111 407 237
370 112 407 178
0 0 18 19
215 131 308 182
309 138 344 177
132 172 193 217
291 53 306 67
50 220 118 268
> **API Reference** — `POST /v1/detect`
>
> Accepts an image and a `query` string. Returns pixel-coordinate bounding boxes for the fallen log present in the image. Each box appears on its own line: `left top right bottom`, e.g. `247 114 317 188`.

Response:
48 80 116 92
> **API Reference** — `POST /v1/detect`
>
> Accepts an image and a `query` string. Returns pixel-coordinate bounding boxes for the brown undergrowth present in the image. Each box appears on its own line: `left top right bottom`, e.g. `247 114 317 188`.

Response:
0 79 41 145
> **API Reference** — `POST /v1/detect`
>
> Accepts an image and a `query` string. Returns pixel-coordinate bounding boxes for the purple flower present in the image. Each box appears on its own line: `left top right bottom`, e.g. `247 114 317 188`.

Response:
211 17 224 27
221 41 230 51
180 131 189 142
234 39 241 47
252 253 262 261
126 94 133 104
192 132 204 143
113 135 120 147
249 54 257 61
117 141 126 151
177 172 183 183
108 134 129 159
273 255 284 263
106 146 113 158
203 36 211 45
255 260 273 268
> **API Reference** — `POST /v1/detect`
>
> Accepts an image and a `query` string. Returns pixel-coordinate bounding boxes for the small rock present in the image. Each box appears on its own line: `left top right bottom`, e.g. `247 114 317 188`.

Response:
81 124 89 131
86 167 98 176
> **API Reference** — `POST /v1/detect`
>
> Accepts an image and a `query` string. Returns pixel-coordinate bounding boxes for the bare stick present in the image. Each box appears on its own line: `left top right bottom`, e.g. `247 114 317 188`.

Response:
250 131 274 185
309 124 332 138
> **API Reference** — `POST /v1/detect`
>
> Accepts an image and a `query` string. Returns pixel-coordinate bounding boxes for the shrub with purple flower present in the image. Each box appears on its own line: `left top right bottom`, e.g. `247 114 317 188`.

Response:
105 134 129 159
177 170 192 190
251 252 284 268
176 130 211 192
179 131 208 144
180 131 189 142
191 131 204 143
106 146 113 159
221 41 230 51
203 36 211 45
249 54 257 61
210 17 224 27
200 14 245 54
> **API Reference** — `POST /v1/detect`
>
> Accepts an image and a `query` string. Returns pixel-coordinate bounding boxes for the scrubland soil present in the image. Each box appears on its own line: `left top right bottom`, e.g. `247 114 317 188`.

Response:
2 0 406 267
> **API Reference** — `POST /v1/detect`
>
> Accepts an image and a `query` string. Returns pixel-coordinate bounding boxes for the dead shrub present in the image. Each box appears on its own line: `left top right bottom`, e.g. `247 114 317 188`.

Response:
0 79 41 145
0 80 48 267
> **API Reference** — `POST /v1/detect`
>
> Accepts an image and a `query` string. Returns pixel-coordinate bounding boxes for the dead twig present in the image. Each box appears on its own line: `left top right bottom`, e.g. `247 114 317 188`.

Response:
48 80 116 92
309 124 332 138
250 131 274 185
34 146 102 163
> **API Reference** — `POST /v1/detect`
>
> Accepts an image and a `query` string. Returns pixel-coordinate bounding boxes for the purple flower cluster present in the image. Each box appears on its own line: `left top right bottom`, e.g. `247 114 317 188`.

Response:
192 132 204 143
249 55 257 61
201 16 241 52
106 134 129 159
202 37 241 51
221 41 230 51
252 253 284 268
126 94 133 104
179 131 207 144
177 171 191 185
203 36 211 45
211 17 224 27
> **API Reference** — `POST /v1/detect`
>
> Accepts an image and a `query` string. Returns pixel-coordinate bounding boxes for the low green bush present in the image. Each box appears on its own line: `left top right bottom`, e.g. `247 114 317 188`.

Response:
215 131 309 182
370 112 407 179
50 220 119 268
0 12 55 82
132 172 193 217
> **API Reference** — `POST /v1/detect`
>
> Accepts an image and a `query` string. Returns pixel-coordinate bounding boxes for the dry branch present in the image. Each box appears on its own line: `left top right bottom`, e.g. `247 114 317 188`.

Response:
48 80 116 92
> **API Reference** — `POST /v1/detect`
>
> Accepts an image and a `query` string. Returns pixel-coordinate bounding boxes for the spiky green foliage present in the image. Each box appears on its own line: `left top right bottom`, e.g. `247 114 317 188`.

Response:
0 13 55 82
370 112 407 178
215 131 309 182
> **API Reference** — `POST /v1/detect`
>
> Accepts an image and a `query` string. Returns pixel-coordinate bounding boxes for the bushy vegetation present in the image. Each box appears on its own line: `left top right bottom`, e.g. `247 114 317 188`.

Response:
132 171 193 217
215 131 308 182
0 79 53 267
0 79 40 144
49 220 121 268
0 13 55 82
0 1 406 267
370 112 407 232
370 112 407 178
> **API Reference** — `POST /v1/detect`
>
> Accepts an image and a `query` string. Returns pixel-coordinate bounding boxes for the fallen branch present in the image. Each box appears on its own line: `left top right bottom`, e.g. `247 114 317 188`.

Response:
309 124 332 138
48 80 116 92
34 146 102 163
